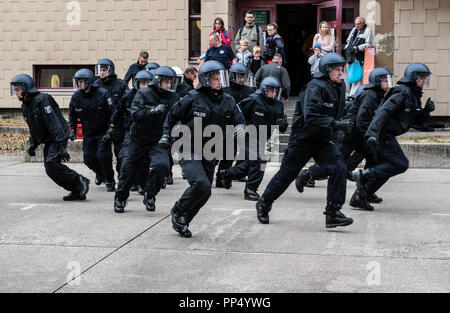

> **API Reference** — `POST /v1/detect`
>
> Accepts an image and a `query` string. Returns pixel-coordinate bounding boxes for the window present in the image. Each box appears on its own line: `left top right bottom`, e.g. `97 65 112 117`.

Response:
34 65 95 91
189 0 201 60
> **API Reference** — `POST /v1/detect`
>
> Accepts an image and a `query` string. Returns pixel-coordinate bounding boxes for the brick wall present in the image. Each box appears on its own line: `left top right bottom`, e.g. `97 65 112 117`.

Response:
395 0 450 116
0 0 190 110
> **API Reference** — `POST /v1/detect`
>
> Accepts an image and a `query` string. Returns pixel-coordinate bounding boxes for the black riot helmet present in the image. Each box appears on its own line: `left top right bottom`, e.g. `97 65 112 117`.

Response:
96 58 115 78
10 74 39 97
133 70 153 90
152 66 179 93
318 52 347 78
73 68 95 91
368 67 393 88
197 60 230 89
145 62 160 72
398 62 432 88
257 76 282 101
230 63 250 86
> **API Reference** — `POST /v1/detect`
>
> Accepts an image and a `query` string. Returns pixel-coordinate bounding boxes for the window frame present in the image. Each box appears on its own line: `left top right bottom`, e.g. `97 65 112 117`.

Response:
33 64 96 93
189 0 201 61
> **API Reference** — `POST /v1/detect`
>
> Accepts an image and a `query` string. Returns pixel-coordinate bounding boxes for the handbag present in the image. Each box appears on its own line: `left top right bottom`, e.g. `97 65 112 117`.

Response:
348 60 363 85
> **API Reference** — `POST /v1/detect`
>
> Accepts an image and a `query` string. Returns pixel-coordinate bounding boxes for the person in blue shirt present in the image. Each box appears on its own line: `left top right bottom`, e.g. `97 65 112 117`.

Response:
205 34 236 69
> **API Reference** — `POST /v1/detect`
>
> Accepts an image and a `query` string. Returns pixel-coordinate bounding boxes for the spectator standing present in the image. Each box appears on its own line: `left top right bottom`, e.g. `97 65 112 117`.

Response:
248 45 266 77
123 51 149 85
236 38 253 67
210 17 232 47
205 34 236 69
313 21 336 54
308 44 324 76
344 17 374 96
255 53 290 100
234 11 264 53
264 23 286 66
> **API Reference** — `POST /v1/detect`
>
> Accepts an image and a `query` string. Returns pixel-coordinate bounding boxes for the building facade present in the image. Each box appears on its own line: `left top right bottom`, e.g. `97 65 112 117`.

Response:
0 0 449 116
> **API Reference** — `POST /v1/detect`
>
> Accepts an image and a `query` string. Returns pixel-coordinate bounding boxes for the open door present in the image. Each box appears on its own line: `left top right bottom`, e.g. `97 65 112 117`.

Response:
317 0 342 54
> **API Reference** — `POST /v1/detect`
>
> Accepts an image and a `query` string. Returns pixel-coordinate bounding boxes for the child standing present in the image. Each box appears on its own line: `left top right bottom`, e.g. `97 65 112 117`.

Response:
308 44 324 76
236 38 253 67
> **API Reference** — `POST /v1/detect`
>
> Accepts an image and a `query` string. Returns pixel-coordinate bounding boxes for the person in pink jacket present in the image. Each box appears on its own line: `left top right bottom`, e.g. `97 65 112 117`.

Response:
210 17 232 47
313 21 336 54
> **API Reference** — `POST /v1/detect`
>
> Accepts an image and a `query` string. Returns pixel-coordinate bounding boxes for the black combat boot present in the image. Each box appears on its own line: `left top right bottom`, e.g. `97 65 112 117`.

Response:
143 193 156 212
77 176 90 200
306 177 315 188
368 193 383 204
63 192 82 201
105 181 115 192
352 169 371 193
171 204 192 238
256 198 272 224
165 173 173 185
295 169 311 193
350 190 374 211
95 175 104 186
114 197 126 213
215 174 225 188
216 170 232 189
324 203 354 228
244 187 260 201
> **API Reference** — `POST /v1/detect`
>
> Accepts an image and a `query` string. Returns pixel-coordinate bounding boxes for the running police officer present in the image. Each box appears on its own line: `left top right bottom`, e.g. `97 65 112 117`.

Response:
256 52 354 229
217 76 288 201
215 62 256 187
114 66 180 213
95 58 129 176
160 60 246 238
69 68 115 192
352 62 435 206
109 70 153 192
11 74 90 201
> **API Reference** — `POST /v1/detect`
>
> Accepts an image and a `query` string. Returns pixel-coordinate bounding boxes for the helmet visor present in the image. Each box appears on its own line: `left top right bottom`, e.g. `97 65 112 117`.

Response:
231 72 249 85
95 64 112 78
416 73 431 88
206 70 230 89
10 83 24 96
379 74 393 88
73 78 89 91
157 75 179 93
265 86 283 100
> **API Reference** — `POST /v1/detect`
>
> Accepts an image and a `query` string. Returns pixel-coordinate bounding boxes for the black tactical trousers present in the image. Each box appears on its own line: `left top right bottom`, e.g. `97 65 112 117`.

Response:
115 141 169 201
82 136 114 182
175 156 216 224
366 136 409 195
262 135 347 208
44 140 81 192
118 133 147 187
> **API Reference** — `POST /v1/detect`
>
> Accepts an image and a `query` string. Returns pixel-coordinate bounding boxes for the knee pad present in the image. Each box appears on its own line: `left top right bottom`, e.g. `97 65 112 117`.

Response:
44 160 59 175
194 180 212 197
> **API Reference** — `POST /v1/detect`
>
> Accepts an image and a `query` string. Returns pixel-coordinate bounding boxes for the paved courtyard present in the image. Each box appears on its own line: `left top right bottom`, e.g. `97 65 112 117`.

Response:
0 155 449 293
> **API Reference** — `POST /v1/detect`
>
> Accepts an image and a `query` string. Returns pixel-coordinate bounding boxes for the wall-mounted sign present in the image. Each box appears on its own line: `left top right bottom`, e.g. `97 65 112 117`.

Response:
254 10 270 25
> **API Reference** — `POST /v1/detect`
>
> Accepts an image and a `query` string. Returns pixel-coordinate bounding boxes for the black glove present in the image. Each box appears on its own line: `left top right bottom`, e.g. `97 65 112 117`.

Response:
333 119 354 134
27 144 38 157
158 134 170 150
424 98 435 113
276 118 289 133
367 136 379 147
69 130 76 141
151 104 167 115
57 147 71 162
102 127 114 142
335 130 345 144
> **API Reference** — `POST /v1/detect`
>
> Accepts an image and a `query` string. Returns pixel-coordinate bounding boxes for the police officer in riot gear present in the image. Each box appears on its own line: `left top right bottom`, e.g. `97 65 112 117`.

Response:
114 66 180 213
353 62 435 206
217 76 288 201
161 60 246 238
94 58 129 176
110 70 153 192
256 52 354 228
69 68 115 192
11 74 90 201
214 62 256 187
